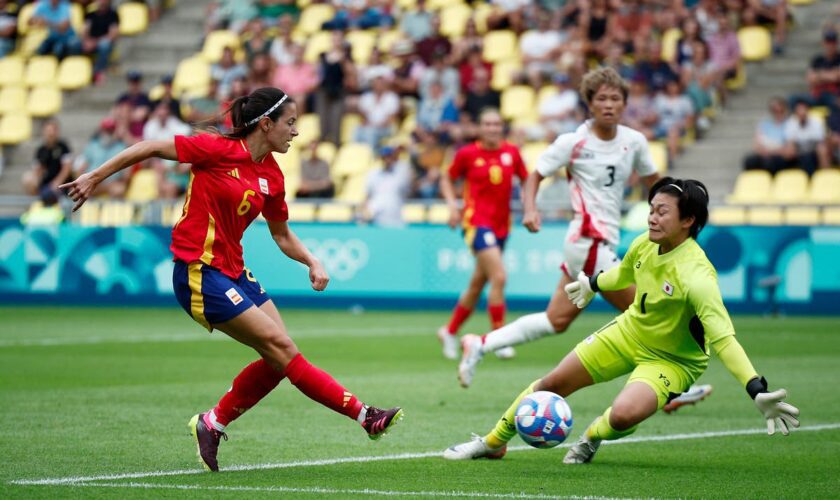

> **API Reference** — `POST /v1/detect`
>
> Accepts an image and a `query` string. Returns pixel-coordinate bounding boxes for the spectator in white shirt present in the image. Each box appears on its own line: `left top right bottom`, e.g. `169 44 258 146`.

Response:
365 146 412 227
519 12 564 88
784 100 831 174
354 75 400 149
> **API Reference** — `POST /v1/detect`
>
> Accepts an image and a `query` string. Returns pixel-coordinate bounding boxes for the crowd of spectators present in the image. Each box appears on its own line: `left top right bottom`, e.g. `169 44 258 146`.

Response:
13 0 819 225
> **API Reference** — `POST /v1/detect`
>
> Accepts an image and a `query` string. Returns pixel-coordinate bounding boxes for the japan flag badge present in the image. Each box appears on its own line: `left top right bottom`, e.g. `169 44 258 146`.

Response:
662 280 674 296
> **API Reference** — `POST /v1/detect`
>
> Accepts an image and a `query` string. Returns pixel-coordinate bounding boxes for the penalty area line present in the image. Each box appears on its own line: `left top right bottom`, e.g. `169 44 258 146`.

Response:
10 423 840 488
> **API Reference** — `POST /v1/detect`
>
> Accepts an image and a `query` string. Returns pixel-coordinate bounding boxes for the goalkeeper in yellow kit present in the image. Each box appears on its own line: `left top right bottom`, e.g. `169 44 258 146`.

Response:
444 177 800 463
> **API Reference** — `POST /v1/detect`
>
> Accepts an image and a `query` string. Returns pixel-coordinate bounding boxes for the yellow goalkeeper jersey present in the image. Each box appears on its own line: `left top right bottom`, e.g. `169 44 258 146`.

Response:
596 233 736 371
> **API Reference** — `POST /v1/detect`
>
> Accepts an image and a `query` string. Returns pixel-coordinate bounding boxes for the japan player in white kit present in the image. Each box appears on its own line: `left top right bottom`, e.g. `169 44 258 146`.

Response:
458 67 714 412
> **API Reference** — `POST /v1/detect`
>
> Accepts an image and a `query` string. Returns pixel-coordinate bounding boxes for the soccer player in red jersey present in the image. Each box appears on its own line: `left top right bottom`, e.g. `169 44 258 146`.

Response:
60 87 402 472
437 108 529 360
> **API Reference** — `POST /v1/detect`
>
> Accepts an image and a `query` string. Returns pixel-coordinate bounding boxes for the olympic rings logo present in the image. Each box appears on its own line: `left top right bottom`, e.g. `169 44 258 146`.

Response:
302 238 369 281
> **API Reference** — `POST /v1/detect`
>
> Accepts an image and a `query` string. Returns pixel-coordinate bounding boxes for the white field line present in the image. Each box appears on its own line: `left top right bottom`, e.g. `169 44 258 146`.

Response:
0 326 434 347
60 482 626 499
10 423 839 488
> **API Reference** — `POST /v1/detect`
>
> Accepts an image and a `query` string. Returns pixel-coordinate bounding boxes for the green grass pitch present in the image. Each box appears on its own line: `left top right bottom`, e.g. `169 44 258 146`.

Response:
1 307 838 498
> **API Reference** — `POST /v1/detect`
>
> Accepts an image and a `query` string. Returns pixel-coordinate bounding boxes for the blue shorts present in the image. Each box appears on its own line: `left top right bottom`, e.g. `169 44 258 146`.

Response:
172 260 269 332
464 226 507 253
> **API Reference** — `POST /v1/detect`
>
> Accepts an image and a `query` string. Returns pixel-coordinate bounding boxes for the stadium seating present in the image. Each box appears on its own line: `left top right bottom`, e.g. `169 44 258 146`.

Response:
737 26 772 62
57 56 93 90
0 56 25 87
402 203 427 223
376 29 402 54
98 202 136 226
24 56 58 87
316 141 337 165
346 30 377 64
332 143 374 178
823 207 840 225
335 172 368 203
491 59 521 91
727 170 772 204
125 169 160 202
807 169 840 204
297 4 335 35
521 142 548 172
340 113 362 144
709 206 747 225
16 29 48 57
0 86 27 115
784 206 820 225
483 30 518 63
118 2 150 36
747 206 783 225
0 114 32 144
317 202 355 222
202 30 241 63
770 169 809 204
648 141 669 174
173 56 211 96
287 202 317 222
304 30 333 63
26 85 62 117
440 3 472 38
501 85 535 120
427 203 451 224
16 2 35 36
294 114 321 146
661 28 682 63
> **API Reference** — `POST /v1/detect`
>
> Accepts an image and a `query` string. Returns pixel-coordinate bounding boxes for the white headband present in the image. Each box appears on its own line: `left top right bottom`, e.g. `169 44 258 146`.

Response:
668 183 683 192
245 95 288 127
668 183 707 197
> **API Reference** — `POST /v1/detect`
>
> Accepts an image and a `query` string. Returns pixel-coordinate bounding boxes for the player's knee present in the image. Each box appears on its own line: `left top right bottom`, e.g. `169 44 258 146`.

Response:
547 313 571 333
261 332 297 360
489 269 506 288
609 403 642 431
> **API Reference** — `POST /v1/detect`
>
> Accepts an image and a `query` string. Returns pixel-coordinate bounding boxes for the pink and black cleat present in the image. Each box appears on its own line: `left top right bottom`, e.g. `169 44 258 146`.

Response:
362 406 404 440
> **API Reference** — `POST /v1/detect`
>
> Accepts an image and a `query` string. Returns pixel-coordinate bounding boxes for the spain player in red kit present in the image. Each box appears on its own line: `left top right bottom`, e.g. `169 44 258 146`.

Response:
60 87 402 472
438 109 529 360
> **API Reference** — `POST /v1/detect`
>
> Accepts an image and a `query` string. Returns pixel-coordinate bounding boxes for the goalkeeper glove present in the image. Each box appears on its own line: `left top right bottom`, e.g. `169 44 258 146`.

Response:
564 271 596 309
747 376 800 436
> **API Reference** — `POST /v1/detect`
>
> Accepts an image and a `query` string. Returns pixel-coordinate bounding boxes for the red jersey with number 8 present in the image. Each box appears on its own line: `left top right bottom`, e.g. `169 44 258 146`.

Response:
171 134 289 278
448 141 528 238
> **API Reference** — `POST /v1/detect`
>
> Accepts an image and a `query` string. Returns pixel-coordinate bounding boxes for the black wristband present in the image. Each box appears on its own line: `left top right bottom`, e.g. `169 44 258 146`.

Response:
746 376 768 400
588 272 602 293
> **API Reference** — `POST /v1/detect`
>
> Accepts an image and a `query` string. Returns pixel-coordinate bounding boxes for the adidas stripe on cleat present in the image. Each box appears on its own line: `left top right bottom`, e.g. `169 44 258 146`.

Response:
362 406 403 440
188 412 227 472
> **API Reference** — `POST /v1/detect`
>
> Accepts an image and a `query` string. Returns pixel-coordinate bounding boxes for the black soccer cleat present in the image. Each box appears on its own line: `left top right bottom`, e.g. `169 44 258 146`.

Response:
362 406 403 440
188 413 227 472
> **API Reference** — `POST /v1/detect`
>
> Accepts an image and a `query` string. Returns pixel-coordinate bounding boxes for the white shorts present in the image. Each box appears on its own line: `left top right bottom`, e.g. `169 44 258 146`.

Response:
560 236 620 278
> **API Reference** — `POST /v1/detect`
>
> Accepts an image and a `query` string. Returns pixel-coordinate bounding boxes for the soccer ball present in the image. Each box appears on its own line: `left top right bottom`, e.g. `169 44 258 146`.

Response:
515 391 573 449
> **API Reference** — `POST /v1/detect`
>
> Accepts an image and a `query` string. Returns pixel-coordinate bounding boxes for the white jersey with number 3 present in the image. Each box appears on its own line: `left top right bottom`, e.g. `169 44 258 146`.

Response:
536 121 658 247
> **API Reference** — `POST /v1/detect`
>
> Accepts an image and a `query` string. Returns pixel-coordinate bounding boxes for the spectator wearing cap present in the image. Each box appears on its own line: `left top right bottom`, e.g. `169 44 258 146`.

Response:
296 141 335 199
73 117 128 197
792 30 840 112
82 0 120 83
784 99 831 174
0 0 16 58
22 120 73 197
272 43 318 113
152 74 183 120
31 0 81 59
365 146 412 228
354 74 400 149
400 0 433 42
416 15 451 66
743 96 796 174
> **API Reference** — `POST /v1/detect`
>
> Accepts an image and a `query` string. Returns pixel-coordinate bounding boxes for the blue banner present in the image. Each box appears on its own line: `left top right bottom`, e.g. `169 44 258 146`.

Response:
0 220 838 313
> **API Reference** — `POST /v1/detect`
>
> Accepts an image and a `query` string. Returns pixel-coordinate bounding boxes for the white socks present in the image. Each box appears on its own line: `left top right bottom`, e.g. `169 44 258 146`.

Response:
207 410 226 432
356 405 368 424
481 312 555 353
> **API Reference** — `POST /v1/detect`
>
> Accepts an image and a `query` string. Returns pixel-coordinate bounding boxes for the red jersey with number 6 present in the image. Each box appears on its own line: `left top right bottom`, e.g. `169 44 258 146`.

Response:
170 133 289 279
448 141 528 238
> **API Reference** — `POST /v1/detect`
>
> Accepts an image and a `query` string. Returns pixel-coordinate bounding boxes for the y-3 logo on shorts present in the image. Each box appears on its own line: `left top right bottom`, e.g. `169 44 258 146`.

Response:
659 373 671 387
225 288 244 305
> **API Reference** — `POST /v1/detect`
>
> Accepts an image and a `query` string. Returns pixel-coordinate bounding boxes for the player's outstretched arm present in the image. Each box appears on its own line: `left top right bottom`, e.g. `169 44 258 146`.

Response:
713 336 800 436
267 219 329 291
61 139 177 211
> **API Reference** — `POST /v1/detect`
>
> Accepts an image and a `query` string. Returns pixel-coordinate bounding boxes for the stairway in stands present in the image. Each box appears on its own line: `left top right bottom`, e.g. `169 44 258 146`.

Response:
673 0 835 202
0 0 212 198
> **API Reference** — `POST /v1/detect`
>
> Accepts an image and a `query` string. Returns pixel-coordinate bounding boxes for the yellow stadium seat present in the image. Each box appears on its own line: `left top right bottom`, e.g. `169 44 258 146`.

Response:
125 169 160 202
402 203 427 223
333 142 374 177
0 114 32 144
440 3 472 38
725 63 746 91
287 202 317 222
427 203 451 224
472 2 494 33
316 141 337 165
161 203 183 226
376 29 402 54
521 142 548 172
70 2 84 33
823 207 840 225
340 113 362 144
536 86 558 107
770 169 809 204
491 59 522 91
298 4 335 35
807 169 840 204
77 202 100 226
427 0 462 9
397 0 417 9
16 2 35 35
501 85 535 120
747 206 783 225
15 28 48 57
98 202 136 226
304 30 333 63
57 55 92 90
173 57 211 95
336 172 368 203
26 85 62 117
648 141 669 174
273 146 301 179
483 30 518 63
0 86 27 115
317 202 354 222
201 30 241 63
809 106 829 122
737 26 772 62
346 30 377 64
784 206 820 225
0 56 25 87
788 0 813 4
118 2 149 36
24 56 57 87
294 113 321 146
283 174 300 200
661 28 682 63
710 206 746 225
727 170 773 204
